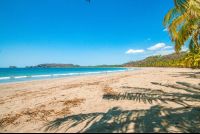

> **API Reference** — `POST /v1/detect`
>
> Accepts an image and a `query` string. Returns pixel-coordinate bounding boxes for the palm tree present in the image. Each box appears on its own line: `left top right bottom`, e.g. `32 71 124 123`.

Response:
183 44 200 67
163 0 200 53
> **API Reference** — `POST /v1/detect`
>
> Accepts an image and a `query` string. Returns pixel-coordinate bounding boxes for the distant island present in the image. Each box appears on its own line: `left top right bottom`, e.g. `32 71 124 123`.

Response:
25 64 80 68
9 66 17 68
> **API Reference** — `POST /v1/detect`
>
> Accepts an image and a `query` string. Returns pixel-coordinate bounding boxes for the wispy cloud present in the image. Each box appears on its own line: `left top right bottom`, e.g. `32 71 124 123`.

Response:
163 28 168 31
142 49 175 58
162 46 173 49
141 46 188 59
182 46 189 51
154 49 175 55
147 43 165 50
148 38 151 40
125 49 145 54
141 54 153 58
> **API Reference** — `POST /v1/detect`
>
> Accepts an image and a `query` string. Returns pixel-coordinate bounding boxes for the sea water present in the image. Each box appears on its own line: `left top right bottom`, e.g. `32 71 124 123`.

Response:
0 68 139 84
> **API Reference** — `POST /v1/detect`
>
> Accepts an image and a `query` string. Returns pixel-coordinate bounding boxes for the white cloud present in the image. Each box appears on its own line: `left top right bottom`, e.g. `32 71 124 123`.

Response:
153 49 175 55
162 46 173 49
147 43 165 50
182 46 189 51
163 28 168 31
141 46 188 58
125 49 145 54
148 38 151 40
142 49 175 58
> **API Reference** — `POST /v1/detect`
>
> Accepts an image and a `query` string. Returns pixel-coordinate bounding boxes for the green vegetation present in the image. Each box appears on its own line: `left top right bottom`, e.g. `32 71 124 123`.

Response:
125 51 199 68
130 58 186 67
182 49 200 68
163 0 200 67
125 52 187 67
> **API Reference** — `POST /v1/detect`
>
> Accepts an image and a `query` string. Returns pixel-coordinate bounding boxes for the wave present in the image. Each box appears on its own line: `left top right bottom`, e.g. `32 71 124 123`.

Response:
0 77 10 79
53 73 79 76
80 72 100 74
15 76 28 78
0 68 136 80
32 75 52 77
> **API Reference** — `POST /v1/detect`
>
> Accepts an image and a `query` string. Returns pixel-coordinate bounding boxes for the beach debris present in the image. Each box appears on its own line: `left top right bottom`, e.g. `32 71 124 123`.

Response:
185 105 191 108
103 85 117 97
0 98 85 128
172 99 179 102
87 82 100 85
63 98 85 107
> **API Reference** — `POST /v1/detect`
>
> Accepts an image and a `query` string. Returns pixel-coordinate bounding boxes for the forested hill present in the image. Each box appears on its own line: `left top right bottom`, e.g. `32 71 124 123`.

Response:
124 52 187 67
25 64 80 68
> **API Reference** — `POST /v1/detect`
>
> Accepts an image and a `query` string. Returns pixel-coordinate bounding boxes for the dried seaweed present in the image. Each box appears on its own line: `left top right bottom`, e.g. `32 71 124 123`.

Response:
87 82 100 85
0 98 85 128
103 85 117 97
63 98 85 106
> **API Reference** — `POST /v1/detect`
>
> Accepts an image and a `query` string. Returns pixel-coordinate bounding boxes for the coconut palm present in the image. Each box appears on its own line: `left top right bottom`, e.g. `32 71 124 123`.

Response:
183 42 200 67
163 0 200 53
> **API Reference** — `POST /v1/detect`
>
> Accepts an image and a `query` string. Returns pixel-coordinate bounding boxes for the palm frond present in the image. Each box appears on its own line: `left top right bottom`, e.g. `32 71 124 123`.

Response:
185 0 200 18
163 8 180 27
174 40 182 53
189 38 195 52
174 0 188 14
168 15 185 41
177 19 198 45
193 29 200 50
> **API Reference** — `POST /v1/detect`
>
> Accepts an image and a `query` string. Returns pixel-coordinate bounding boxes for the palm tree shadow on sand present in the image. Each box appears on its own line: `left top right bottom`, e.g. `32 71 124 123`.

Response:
40 81 200 133
40 106 200 133
169 71 200 79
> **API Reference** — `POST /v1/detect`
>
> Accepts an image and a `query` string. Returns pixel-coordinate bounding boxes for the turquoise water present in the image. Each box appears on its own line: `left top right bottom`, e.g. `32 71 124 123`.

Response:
0 68 139 84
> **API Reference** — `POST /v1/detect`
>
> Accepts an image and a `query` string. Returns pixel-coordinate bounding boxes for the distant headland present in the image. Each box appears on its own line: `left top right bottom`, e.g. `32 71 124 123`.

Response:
9 66 17 68
25 64 80 68
25 63 125 68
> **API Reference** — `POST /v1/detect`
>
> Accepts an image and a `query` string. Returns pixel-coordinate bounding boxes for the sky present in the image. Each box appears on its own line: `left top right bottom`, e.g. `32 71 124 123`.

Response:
0 0 189 67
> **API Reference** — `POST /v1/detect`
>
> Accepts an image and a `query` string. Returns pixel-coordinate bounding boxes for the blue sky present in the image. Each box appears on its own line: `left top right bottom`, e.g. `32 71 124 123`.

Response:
0 0 188 67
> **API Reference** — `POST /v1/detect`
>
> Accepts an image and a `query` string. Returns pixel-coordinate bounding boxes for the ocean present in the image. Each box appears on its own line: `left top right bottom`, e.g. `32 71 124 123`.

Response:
0 68 139 84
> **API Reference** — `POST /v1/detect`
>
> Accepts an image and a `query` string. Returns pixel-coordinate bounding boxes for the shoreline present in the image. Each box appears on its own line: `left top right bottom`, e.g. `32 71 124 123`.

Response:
0 67 138 85
0 67 200 133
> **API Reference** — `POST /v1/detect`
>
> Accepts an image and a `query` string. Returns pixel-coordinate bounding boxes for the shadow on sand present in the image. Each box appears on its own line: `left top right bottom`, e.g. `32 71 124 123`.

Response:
40 81 200 133
41 105 200 133
169 71 200 79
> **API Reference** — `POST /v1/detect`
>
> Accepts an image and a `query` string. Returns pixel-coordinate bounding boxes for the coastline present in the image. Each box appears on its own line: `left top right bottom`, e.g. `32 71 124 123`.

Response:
0 67 200 133
0 67 136 85
0 67 137 85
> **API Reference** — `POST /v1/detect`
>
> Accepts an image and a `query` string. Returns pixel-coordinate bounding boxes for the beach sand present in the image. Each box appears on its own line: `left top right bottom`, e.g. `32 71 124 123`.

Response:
0 67 200 133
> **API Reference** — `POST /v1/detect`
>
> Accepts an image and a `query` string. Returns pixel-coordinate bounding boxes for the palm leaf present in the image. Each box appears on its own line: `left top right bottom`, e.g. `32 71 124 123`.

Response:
189 38 195 53
163 7 180 27
168 15 185 41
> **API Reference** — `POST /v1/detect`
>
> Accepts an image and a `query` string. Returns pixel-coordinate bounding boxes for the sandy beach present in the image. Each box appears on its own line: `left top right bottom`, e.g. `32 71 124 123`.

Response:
0 67 200 133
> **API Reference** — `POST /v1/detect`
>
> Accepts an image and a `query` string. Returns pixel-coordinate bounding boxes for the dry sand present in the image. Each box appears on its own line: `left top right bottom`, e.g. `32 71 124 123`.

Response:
0 67 200 133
